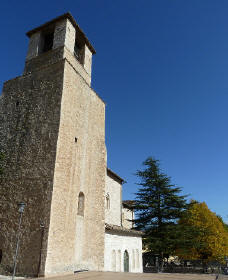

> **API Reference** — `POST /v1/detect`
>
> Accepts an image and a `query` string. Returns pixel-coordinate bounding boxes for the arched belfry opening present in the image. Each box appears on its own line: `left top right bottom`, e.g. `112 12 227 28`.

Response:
40 28 55 53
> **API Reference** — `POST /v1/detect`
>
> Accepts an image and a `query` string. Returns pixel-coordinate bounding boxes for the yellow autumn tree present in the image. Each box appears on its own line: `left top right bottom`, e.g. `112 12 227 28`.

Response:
177 201 228 263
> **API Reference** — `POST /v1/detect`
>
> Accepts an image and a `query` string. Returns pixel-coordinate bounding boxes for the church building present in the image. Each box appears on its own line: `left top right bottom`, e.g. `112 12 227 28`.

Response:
0 13 142 277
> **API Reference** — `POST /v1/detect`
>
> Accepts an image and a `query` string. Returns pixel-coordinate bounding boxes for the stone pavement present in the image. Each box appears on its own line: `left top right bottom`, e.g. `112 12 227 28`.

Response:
26 271 223 280
2 272 228 280
0 276 25 280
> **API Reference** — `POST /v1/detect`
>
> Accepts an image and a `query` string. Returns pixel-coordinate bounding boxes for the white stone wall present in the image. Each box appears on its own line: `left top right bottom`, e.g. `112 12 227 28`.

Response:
104 232 143 273
122 207 134 229
105 174 122 226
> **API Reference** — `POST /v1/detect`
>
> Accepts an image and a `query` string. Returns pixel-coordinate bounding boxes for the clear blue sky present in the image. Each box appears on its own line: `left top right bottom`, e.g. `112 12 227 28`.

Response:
1 1 228 220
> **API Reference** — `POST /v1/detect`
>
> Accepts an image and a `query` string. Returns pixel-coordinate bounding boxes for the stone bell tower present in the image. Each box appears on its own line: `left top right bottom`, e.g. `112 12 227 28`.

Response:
0 13 106 277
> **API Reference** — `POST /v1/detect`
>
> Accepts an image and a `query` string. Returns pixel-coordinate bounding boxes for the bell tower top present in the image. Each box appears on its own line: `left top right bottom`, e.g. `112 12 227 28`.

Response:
25 12 95 82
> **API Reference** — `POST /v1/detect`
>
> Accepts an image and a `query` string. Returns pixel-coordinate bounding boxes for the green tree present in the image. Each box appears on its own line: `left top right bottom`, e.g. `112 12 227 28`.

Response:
177 202 228 264
134 157 188 265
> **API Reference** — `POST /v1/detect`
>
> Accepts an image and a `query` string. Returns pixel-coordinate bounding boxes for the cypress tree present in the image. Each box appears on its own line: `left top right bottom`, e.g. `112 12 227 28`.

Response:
134 157 188 264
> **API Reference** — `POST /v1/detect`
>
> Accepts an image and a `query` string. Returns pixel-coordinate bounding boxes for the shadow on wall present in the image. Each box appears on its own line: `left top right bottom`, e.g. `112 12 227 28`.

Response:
0 234 8 275
16 230 44 277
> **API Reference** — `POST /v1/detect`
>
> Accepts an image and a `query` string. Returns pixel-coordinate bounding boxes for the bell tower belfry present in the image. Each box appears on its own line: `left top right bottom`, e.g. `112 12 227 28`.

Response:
25 12 95 84
0 13 106 277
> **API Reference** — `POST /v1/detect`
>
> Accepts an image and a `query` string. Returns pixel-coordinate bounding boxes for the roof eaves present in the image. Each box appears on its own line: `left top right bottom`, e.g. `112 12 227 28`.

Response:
26 12 96 54
122 200 135 209
107 168 125 184
105 223 144 236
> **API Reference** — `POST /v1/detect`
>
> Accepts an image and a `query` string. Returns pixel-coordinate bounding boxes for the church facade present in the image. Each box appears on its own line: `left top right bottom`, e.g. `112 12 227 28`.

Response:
104 170 143 273
0 13 142 277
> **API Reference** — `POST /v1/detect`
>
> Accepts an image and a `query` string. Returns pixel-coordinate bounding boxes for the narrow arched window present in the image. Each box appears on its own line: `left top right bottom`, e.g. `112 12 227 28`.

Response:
124 250 129 272
111 250 116 271
77 192 85 216
118 250 121 272
0 249 2 264
106 193 110 210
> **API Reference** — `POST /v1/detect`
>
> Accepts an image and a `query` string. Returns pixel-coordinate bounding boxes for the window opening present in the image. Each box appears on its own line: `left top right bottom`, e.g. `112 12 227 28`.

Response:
42 32 54 53
40 28 54 54
74 30 85 65
117 250 121 272
106 193 110 210
77 192 85 216
124 250 129 272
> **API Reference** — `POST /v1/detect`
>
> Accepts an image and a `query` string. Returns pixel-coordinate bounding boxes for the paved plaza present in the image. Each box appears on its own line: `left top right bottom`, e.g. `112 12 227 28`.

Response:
30 271 221 280
1 271 227 280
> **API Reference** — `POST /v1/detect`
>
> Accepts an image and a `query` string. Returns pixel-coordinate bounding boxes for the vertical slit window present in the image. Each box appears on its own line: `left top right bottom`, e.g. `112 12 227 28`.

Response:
77 192 85 216
106 194 110 210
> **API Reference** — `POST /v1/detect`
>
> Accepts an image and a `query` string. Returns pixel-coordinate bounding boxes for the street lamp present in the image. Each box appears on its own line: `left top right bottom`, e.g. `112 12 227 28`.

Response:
12 202 26 280
37 222 45 277
224 257 228 275
155 254 159 273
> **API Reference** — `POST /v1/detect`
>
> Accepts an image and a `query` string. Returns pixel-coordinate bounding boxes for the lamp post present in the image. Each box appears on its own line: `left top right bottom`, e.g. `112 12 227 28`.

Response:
12 202 26 280
155 254 159 273
37 222 45 277
224 257 228 275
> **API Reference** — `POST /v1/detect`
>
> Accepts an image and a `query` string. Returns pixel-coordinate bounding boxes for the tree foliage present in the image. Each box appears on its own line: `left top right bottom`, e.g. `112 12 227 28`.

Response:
134 157 188 258
177 201 228 262
217 215 228 233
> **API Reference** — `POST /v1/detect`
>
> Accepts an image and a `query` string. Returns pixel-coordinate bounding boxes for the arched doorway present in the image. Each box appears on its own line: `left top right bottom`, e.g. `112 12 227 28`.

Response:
124 250 129 272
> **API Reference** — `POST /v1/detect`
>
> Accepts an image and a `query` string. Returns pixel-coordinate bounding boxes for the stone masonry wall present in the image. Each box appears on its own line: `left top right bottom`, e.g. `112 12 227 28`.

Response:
44 58 106 274
0 61 64 276
24 47 65 75
53 19 75 52
25 47 91 86
1 13 105 276
26 32 41 61
63 47 91 86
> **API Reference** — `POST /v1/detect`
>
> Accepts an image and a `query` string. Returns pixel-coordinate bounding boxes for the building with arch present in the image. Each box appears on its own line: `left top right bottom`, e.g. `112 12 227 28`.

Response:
104 169 143 272
0 12 142 277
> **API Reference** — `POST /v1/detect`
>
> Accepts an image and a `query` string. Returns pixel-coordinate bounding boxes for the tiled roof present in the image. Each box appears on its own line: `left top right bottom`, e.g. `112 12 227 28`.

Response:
122 200 135 209
105 223 143 236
